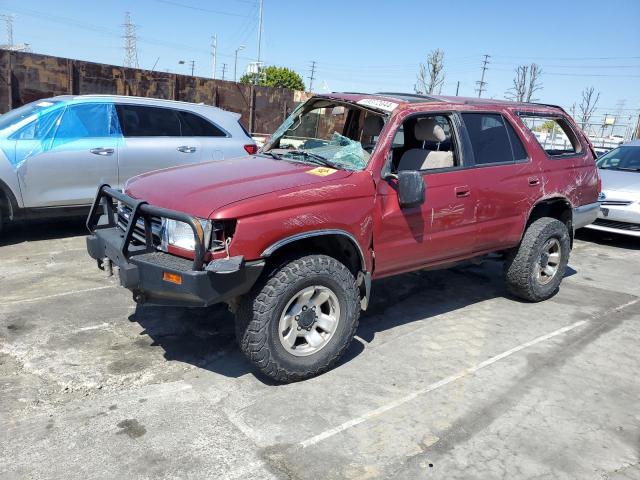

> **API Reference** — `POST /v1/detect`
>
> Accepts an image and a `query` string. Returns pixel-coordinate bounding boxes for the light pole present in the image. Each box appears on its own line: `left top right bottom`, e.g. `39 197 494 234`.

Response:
234 45 245 82
179 60 195 76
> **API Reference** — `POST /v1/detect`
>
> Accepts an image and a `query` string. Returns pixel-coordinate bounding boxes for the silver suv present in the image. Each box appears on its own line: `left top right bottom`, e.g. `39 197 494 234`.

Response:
0 95 256 230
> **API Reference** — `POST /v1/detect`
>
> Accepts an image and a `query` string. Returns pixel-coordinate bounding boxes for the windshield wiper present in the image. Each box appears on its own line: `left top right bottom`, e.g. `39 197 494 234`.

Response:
285 150 339 169
258 151 282 160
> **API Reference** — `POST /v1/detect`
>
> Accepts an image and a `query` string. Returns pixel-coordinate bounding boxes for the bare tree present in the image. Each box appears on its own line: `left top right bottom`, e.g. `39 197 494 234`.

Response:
415 49 445 95
505 63 543 102
578 86 600 130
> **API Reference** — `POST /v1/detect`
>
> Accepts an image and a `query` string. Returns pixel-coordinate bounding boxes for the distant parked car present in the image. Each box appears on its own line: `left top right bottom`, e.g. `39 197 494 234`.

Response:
594 147 612 158
0 95 256 230
584 140 640 237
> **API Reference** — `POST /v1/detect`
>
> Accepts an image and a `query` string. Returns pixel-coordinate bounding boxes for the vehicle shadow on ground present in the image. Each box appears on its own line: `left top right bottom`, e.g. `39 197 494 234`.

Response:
129 258 556 383
0 217 87 247
576 228 640 250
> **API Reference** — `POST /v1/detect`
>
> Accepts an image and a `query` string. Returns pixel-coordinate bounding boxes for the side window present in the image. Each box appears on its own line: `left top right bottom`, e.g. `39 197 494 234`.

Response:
518 115 582 157
178 111 226 137
116 105 181 137
395 114 459 172
12 109 63 141
462 113 522 165
504 117 528 161
55 103 118 139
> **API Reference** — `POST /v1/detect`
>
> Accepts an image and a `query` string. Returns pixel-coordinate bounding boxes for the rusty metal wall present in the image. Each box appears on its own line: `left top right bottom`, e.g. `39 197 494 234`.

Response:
0 49 310 134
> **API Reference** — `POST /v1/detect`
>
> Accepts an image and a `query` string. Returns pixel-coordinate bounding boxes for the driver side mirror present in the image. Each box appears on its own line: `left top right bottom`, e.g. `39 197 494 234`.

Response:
397 170 425 208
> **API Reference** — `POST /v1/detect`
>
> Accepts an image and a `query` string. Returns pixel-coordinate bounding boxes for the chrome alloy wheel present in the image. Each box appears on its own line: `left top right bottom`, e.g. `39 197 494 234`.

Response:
537 238 562 285
278 285 340 357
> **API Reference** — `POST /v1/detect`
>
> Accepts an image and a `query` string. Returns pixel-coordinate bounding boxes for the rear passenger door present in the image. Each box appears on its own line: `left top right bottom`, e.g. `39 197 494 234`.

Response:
115 104 202 185
460 112 540 252
177 110 227 162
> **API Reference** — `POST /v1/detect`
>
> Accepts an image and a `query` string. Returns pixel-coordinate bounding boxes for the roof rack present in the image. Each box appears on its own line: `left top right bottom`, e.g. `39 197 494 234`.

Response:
528 102 565 111
375 92 440 102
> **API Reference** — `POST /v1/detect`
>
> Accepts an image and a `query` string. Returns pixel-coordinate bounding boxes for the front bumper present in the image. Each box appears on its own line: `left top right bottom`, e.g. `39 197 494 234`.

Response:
86 185 264 307
583 199 640 237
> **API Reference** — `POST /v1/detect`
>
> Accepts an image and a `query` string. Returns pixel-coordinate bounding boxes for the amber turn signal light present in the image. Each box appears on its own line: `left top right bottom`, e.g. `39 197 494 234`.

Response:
162 272 182 285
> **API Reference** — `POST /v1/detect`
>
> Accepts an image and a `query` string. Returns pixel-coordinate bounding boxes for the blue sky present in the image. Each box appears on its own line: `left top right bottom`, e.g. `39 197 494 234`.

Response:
3 0 640 125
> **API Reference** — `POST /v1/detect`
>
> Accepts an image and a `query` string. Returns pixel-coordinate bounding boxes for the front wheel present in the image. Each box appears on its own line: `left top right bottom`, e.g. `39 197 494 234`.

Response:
504 217 571 302
235 254 360 383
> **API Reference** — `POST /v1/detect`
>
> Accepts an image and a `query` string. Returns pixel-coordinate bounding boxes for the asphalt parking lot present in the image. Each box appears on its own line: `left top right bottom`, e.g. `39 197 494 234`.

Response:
1 221 639 480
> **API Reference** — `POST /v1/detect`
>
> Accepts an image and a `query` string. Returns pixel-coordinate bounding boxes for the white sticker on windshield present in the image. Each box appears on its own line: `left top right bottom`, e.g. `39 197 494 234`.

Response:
36 101 54 107
356 98 398 112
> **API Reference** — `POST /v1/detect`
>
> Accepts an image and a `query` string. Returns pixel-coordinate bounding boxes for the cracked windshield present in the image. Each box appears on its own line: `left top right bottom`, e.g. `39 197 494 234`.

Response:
263 100 385 170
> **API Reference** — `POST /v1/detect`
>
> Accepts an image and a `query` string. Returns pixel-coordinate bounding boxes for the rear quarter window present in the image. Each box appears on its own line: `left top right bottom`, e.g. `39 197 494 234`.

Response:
178 111 226 137
518 115 582 157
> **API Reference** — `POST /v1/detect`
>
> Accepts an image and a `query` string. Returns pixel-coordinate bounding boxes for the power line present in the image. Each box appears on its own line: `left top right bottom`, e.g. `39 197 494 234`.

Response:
122 11 139 68
150 0 257 18
308 60 317 91
475 54 490 98
491 54 640 61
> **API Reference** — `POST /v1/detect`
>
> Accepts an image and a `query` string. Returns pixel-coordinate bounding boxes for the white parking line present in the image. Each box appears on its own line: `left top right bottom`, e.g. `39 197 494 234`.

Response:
0 285 116 306
299 297 640 448
299 319 586 448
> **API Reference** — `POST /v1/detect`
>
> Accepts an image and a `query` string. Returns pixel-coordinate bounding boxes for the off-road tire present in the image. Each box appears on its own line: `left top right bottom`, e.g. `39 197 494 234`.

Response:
236 254 360 383
504 217 571 302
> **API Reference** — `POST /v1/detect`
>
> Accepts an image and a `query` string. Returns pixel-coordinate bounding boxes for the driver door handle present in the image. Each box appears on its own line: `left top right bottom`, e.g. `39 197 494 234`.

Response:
455 186 471 198
177 146 197 153
90 147 114 156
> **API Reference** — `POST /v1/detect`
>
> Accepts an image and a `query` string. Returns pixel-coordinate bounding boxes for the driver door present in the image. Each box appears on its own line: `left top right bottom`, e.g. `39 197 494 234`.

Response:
18 102 120 207
373 112 480 277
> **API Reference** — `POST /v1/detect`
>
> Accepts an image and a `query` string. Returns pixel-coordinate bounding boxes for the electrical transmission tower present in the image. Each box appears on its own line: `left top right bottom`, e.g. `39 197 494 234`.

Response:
221 63 227 81
211 34 217 79
1 14 14 48
122 12 139 68
308 61 317 91
475 54 490 98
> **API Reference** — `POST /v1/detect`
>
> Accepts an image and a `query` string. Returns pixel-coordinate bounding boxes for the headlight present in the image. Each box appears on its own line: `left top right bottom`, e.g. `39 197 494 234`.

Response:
161 218 211 251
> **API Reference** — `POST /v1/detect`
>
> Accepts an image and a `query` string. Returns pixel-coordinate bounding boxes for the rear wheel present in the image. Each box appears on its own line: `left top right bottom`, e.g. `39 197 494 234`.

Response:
236 254 360 382
504 217 570 302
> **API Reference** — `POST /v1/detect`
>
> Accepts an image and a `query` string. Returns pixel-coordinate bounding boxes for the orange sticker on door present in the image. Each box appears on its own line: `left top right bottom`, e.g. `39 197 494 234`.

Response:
307 167 337 177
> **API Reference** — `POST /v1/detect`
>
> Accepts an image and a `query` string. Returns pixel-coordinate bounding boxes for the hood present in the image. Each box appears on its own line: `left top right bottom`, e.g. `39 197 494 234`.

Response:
126 155 353 218
599 168 640 196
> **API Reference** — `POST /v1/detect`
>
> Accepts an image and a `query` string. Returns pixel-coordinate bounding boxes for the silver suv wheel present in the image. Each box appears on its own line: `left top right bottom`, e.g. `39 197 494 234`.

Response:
537 238 562 285
278 285 340 357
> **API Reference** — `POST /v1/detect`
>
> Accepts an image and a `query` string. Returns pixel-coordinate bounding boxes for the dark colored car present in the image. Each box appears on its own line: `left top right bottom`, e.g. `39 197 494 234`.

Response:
86 92 600 382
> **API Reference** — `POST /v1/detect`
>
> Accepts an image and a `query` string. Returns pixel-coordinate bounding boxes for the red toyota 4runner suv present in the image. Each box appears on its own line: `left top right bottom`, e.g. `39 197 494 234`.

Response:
86 93 600 382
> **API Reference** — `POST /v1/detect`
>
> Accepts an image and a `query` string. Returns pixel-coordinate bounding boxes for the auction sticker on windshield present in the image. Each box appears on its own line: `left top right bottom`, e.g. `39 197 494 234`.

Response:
356 98 398 112
307 167 337 177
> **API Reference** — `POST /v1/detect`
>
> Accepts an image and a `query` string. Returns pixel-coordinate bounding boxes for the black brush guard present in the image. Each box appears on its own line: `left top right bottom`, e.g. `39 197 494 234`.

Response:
85 185 264 307
87 184 206 270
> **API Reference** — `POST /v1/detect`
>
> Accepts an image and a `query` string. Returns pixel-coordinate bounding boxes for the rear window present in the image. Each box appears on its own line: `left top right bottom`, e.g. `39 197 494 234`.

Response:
518 115 582 157
461 113 528 165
